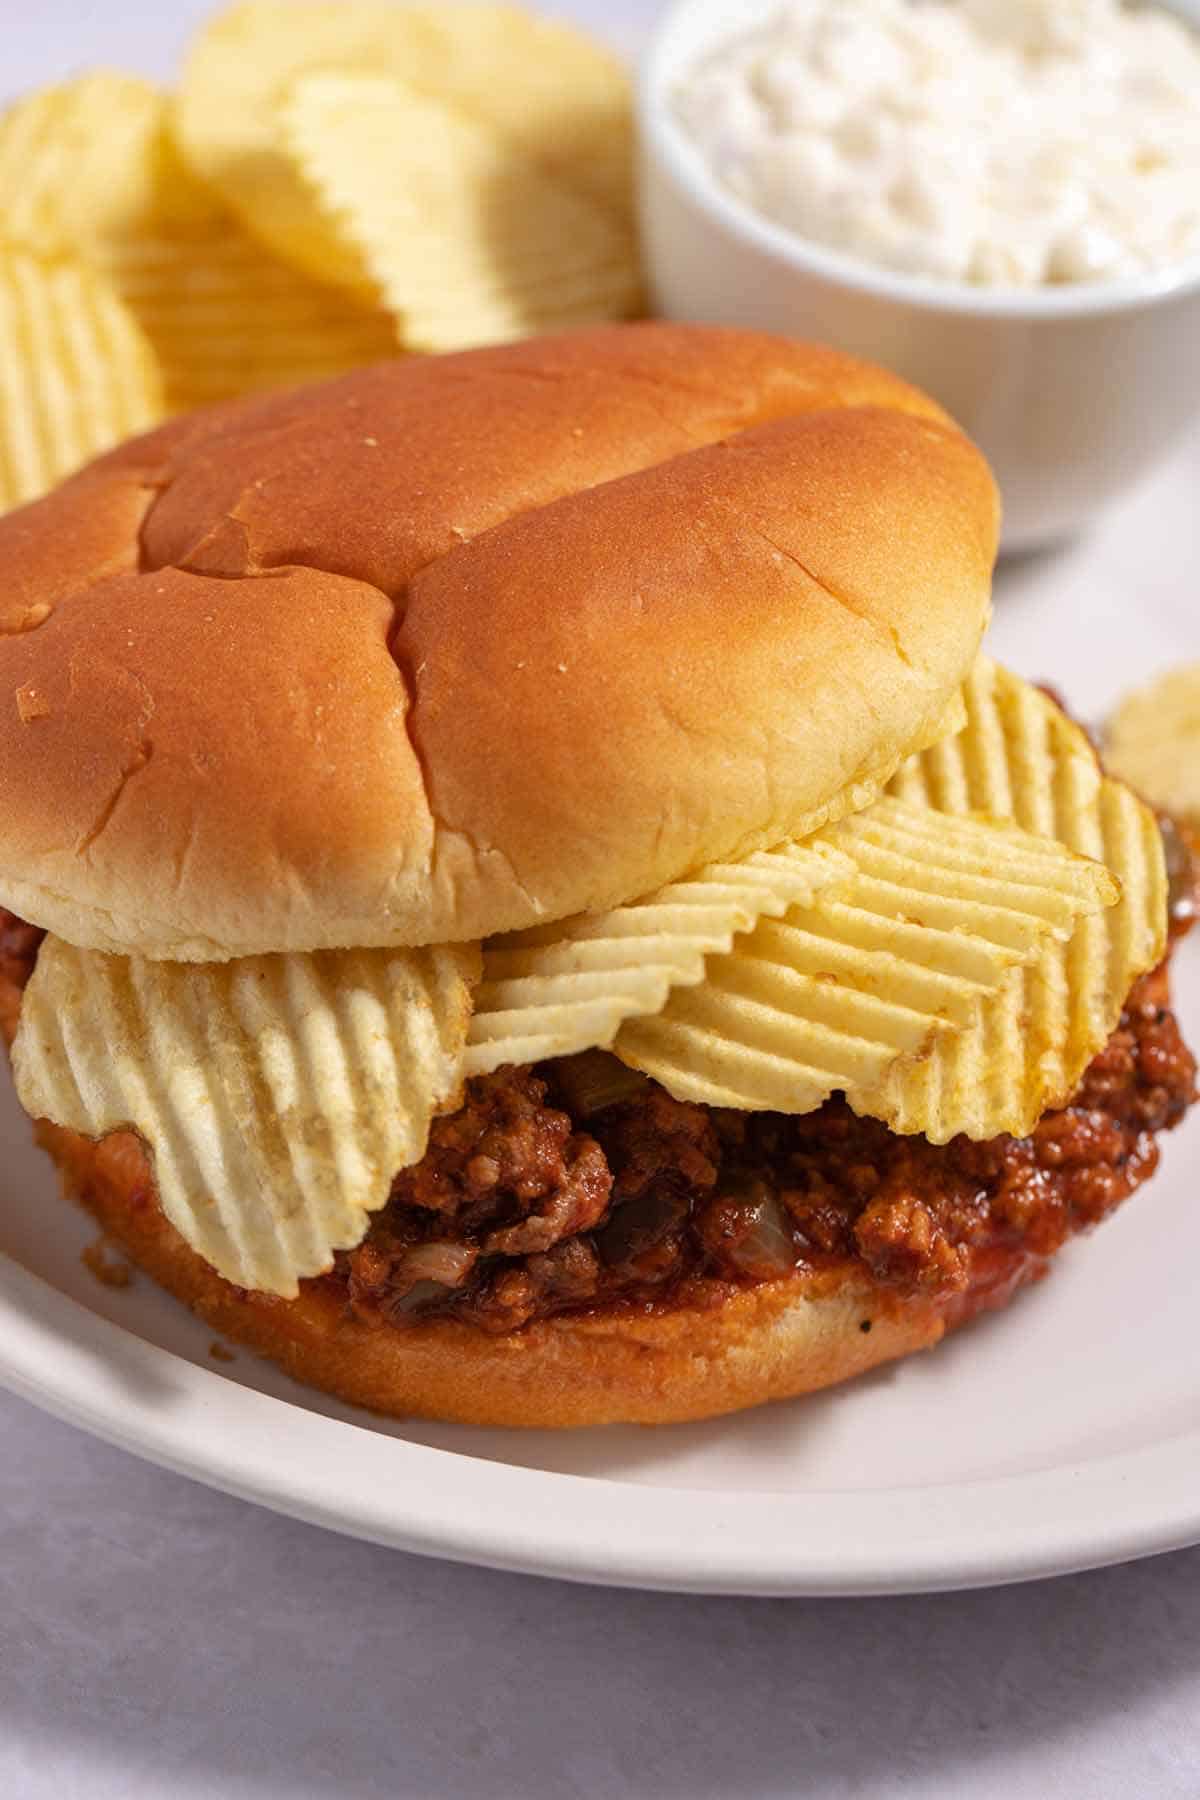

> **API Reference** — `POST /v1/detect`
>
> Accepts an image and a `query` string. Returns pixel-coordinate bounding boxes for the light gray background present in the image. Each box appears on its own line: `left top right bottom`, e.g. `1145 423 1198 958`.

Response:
4 4 1200 1796
5 1382 1200 1800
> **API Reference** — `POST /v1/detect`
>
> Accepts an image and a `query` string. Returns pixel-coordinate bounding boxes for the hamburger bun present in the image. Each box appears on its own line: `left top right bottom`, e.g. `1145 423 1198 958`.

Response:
0 324 997 960
23 1102 950 1428
0 324 1027 1430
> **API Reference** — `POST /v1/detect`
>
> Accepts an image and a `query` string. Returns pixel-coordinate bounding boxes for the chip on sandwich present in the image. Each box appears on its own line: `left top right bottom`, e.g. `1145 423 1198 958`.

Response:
0 324 1193 1426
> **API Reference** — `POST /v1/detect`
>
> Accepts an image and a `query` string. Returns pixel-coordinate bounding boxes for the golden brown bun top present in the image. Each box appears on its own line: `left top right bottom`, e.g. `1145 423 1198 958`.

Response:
0 324 998 958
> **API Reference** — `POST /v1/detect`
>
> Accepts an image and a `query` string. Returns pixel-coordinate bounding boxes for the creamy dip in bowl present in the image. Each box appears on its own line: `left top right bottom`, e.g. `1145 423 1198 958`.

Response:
640 0 1200 549
674 0 1200 289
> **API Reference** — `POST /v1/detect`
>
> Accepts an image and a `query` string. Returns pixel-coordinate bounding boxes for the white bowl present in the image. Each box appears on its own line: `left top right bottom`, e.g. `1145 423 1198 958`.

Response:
638 0 1200 551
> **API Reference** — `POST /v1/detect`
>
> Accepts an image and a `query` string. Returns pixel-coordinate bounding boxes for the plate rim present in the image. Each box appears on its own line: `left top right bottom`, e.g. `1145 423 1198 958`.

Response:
2 1250 1199 1597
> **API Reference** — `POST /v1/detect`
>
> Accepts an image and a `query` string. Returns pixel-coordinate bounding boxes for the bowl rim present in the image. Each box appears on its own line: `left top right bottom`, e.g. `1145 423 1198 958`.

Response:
639 0 1200 322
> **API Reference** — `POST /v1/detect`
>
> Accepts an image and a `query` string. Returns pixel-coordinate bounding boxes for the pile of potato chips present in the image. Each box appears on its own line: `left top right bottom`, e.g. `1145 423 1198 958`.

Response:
12 662 1169 1294
0 1 640 513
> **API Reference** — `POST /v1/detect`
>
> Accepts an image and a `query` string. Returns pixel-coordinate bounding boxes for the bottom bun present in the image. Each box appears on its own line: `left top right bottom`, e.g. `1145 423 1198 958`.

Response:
27 1116 953 1428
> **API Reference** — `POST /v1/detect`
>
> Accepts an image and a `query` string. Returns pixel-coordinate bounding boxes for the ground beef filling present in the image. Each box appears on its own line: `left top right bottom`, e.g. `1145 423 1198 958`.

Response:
325 960 1195 1333
1 889 1195 1338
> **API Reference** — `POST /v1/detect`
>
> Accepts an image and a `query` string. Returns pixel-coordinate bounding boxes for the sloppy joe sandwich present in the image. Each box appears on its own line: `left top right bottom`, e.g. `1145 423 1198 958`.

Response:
0 323 1193 1426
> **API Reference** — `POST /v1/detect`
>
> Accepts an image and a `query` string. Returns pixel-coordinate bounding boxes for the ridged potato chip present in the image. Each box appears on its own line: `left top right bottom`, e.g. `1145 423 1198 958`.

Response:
279 72 639 351
0 246 163 511
0 74 395 414
465 839 854 1077
13 939 480 1297
105 217 396 412
881 659 1168 1140
614 796 1118 1116
0 73 190 255
175 1 634 291
1105 662 1200 829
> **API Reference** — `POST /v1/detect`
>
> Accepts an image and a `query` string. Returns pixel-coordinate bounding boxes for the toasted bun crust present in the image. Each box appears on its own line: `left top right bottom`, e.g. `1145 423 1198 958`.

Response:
30 1111 946 1427
0 325 997 959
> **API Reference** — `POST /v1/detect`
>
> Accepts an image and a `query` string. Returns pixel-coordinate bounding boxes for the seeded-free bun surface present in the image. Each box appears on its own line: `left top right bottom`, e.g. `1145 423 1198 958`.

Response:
0 324 998 958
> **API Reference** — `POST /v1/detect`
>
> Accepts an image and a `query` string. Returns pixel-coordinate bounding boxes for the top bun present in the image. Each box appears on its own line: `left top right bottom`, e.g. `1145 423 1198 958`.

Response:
0 324 997 959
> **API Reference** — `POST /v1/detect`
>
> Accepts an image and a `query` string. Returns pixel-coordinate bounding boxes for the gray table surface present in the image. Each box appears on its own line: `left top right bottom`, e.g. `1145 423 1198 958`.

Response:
4 3 1200 1795
5 1382 1200 1799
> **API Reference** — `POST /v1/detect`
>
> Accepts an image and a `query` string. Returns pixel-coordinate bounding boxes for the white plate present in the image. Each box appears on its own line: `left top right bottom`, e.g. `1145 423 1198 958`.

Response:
1 433 1199 1597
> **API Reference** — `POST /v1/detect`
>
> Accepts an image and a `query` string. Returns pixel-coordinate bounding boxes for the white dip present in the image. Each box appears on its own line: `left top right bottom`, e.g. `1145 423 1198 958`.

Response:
673 0 1200 285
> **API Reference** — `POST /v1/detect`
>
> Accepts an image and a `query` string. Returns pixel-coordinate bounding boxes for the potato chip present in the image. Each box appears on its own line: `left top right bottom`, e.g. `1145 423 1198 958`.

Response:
408 2 633 221
13 939 480 1296
0 75 396 414
0 246 163 512
278 72 640 351
881 659 1167 1140
175 2 634 289
0 73 193 255
465 839 854 1078
614 796 1117 1116
105 218 396 412
1105 662 1200 829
